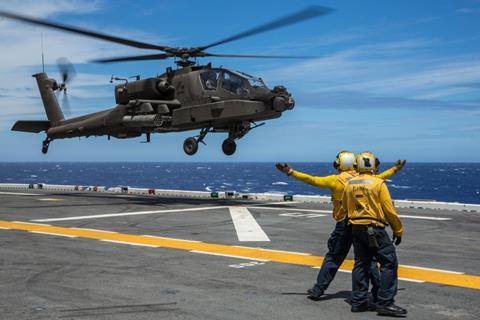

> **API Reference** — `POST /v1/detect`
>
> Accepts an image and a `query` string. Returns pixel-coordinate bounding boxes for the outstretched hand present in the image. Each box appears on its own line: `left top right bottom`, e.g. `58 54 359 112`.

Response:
395 160 406 171
275 163 292 175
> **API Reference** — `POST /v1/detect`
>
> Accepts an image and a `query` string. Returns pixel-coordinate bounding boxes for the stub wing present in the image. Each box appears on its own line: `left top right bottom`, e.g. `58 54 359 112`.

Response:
11 120 50 133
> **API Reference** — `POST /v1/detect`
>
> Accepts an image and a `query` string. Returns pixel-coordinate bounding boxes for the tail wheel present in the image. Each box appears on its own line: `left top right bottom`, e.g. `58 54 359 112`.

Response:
183 137 198 155
222 139 236 156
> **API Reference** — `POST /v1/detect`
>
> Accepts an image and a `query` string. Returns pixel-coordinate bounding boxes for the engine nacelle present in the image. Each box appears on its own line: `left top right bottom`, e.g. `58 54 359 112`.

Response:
115 78 175 104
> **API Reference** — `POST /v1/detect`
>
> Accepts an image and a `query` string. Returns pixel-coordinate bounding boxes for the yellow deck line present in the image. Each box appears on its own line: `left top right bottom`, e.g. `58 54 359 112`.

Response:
1 220 479 291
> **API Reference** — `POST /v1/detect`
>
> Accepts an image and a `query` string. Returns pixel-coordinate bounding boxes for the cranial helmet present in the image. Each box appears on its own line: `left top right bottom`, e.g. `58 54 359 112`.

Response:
355 151 380 173
333 151 355 171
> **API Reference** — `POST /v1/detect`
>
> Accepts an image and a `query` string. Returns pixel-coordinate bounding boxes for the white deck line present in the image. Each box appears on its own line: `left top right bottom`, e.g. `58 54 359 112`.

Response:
0 191 40 196
100 239 159 248
190 250 269 262
31 206 227 222
142 235 201 243
228 206 270 242
250 207 450 220
233 246 311 255
400 264 464 274
398 277 425 283
247 206 331 214
261 201 301 205
29 231 77 238
13 221 51 226
72 228 118 233
398 215 451 221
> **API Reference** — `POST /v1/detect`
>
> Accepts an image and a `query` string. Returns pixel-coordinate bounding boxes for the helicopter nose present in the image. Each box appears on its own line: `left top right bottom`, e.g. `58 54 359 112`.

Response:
285 97 295 110
273 96 295 111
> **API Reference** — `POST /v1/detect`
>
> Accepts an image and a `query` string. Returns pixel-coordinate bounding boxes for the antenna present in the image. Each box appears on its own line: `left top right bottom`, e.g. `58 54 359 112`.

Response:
41 32 45 73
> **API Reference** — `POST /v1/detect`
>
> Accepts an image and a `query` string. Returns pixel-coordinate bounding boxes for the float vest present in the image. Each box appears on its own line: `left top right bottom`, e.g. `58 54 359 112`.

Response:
331 170 356 221
344 174 388 227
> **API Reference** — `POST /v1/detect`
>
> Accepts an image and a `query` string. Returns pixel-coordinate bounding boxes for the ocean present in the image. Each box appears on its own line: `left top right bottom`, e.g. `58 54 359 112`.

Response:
0 162 479 204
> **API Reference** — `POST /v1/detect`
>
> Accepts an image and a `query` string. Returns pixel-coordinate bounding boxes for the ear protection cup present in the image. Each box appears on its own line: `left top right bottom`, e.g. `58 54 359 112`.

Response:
333 159 339 169
333 150 349 170
375 157 380 169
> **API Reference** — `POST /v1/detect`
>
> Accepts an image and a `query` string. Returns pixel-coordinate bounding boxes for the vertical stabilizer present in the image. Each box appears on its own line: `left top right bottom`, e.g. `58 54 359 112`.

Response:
33 72 64 125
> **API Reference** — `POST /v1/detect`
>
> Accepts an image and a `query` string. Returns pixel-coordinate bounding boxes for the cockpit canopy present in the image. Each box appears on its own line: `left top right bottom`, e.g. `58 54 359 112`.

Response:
199 68 267 97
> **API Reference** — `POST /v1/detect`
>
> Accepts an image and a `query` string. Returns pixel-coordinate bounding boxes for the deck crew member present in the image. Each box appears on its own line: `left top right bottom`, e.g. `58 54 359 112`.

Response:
342 151 407 316
275 152 405 301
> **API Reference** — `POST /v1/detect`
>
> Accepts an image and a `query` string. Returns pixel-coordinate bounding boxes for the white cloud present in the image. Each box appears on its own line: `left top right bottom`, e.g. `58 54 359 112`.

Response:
258 39 480 101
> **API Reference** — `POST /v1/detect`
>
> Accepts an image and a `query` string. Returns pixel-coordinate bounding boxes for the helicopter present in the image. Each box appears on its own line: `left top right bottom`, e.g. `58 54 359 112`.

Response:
0 6 333 156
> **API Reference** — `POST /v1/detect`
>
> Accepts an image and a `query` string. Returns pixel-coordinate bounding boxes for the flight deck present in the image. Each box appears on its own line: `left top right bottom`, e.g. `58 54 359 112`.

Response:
0 186 479 319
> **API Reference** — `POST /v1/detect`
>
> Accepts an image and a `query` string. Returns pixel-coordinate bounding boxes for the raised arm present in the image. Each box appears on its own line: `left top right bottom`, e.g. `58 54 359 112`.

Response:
275 163 337 189
376 160 406 180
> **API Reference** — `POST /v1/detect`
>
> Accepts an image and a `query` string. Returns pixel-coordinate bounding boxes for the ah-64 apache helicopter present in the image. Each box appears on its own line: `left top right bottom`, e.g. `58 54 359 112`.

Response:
0 6 332 156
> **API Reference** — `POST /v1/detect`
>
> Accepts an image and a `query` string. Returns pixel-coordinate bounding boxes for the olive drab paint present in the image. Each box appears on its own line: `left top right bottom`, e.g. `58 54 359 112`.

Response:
0 6 333 155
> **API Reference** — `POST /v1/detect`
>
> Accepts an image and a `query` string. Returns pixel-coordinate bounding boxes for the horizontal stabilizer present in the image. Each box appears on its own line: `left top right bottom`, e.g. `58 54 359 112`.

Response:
11 120 50 133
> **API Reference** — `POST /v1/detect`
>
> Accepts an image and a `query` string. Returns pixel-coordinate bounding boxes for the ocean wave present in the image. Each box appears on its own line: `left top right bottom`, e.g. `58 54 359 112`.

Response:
390 184 411 189
272 181 288 186
205 186 212 192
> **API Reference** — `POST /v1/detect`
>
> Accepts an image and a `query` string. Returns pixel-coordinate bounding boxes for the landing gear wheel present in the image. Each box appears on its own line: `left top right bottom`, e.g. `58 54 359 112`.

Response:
183 137 198 155
222 139 236 156
42 145 48 154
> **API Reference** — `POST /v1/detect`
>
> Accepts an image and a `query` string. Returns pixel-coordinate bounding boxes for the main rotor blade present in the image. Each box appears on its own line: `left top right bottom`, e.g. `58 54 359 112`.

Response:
0 10 169 51
91 53 173 63
204 53 319 59
200 5 333 50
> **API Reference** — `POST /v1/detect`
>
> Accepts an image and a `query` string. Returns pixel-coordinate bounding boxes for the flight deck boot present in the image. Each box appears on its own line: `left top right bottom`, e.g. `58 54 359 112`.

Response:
376 304 407 317
306 287 324 301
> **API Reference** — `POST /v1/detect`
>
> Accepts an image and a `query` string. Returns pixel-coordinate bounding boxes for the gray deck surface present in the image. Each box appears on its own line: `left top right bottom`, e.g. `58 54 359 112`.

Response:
0 190 478 319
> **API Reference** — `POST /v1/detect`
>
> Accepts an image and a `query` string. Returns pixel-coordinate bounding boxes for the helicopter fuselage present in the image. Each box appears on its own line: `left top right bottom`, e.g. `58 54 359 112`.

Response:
14 65 294 155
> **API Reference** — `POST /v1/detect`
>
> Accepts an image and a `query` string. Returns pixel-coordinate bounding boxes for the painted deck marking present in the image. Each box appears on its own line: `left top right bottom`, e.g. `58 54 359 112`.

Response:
101 239 159 248
398 215 451 221
29 231 77 238
0 220 479 291
0 191 39 196
228 206 270 242
32 206 227 222
190 250 269 262
248 206 331 214
38 198 63 202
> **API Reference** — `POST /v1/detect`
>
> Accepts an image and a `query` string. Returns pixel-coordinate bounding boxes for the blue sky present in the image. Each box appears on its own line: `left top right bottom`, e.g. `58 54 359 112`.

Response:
0 0 479 162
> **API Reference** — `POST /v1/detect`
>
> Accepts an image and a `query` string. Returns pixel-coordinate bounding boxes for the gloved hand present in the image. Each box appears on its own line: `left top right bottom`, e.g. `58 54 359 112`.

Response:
393 235 402 246
394 160 406 171
275 163 292 175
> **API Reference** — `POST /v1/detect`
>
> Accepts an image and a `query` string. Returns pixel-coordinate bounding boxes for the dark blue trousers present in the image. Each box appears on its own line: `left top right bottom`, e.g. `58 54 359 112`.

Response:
312 220 380 297
351 227 398 307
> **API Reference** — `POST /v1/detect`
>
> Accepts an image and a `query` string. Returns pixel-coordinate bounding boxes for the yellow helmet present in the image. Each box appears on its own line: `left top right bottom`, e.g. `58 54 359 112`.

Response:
355 151 380 173
333 151 355 171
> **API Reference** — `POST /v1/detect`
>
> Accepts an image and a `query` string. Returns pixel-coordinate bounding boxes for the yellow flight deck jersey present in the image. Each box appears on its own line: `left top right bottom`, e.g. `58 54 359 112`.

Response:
342 174 403 237
290 166 398 221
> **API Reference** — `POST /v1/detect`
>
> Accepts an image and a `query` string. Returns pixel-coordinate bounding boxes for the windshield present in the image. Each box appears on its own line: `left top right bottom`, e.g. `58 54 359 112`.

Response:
235 70 267 88
221 71 250 96
247 77 266 88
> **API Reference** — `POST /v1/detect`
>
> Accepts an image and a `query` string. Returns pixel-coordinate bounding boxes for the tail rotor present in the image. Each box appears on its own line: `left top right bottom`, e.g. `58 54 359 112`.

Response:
56 57 76 116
